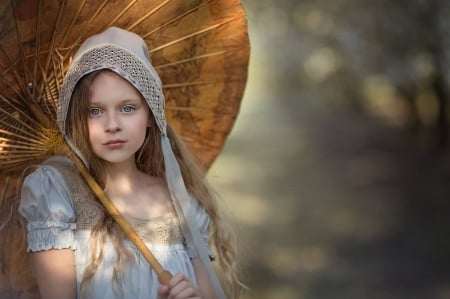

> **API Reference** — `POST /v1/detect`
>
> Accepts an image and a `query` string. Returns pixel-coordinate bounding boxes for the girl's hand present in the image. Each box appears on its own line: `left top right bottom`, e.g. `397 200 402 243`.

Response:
157 272 202 299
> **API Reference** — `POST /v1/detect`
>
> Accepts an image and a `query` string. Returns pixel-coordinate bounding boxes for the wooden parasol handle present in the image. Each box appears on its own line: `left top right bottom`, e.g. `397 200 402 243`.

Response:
59 145 172 284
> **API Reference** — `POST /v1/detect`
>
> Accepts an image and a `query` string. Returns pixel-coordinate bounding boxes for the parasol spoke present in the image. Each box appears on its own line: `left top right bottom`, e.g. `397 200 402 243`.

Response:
11 0 34 99
126 0 172 31
31 0 42 102
0 46 31 104
50 55 63 100
165 106 227 114
0 99 47 133
58 0 87 48
0 136 48 148
68 0 109 50
0 132 47 149
0 154 47 163
0 154 47 162
56 0 108 64
0 95 48 130
0 124 46 146
39 0 66 115
0 153 48 161
0 141 48 151
154 50 226 69
176 134 222 149
149 15 244 54
105 0 138 28
0 151 47 159
163 80 215 89
36 64 58 118
140 1 210 39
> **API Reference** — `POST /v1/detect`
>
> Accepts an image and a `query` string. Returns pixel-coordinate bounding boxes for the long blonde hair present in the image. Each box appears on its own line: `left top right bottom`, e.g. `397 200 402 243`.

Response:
66 69 243 298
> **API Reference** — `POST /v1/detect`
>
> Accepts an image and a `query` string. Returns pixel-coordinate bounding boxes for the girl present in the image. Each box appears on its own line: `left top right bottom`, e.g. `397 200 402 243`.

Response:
19 27 242 299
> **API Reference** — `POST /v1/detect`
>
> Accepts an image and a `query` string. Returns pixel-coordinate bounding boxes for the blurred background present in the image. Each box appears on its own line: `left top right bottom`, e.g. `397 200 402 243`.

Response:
207 0 450 298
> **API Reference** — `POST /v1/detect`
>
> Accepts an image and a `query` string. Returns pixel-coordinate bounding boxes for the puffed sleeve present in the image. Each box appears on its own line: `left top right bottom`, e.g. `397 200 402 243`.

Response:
19 165 77 252
185 198 215 261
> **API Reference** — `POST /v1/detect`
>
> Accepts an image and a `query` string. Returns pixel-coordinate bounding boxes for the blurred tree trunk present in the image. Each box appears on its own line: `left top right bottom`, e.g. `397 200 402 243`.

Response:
430 0 450 149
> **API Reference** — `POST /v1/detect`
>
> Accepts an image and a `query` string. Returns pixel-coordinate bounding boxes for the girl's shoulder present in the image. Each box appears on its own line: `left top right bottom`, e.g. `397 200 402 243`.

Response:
19 156 78 228
20 155 103 229
41 155 78 174
21 155 81 202
42 155 104 229
22 155 75 192
22 155 76 181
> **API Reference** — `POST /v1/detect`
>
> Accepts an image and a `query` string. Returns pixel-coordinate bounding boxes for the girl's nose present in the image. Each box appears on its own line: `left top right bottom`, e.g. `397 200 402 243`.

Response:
105 113 121 132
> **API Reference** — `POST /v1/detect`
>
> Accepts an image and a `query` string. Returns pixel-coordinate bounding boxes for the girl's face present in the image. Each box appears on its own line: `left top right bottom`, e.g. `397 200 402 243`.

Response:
87 71 150 166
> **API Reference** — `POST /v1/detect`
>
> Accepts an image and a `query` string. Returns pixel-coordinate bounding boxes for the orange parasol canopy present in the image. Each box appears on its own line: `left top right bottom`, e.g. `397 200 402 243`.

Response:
0 0 250 172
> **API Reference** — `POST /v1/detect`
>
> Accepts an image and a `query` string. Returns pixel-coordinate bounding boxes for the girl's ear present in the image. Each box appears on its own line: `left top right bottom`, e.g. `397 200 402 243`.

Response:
147 119 152 128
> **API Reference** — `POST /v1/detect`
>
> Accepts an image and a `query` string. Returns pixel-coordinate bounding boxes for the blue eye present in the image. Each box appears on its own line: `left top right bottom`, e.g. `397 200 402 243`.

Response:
123 106 135 113
89 108 101 116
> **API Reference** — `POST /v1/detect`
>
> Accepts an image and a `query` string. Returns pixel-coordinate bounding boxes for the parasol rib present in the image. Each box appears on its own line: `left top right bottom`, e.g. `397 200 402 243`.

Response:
149 15 243 53
0 143 48 152
31 0 42 102
40 0 67 113
155 50 226 69
60 0 109 62
58 0 86 48
127 0 172 31
0 104 46 136
0 125 46 146
0 95 48 129
82 0 109 36
141 1 210 39
105 0 139 28
165 106 212 113
11 0 33 101
163 80 215 89
0 46 30 104
0 140 48 151
0 153 47 166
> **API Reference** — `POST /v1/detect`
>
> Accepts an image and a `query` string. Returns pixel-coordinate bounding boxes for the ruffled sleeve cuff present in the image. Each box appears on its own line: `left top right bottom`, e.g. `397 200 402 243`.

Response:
26 223 77 252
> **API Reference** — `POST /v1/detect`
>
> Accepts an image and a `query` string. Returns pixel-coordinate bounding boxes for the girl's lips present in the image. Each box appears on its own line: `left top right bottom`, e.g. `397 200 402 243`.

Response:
104 140 126 149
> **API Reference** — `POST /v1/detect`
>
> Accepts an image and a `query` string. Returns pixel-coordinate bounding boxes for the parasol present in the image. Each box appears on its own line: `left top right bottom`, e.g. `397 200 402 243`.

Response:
0 0 250 297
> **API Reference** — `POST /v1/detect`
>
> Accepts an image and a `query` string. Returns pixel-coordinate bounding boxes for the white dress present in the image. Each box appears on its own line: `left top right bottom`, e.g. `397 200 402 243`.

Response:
19 156 212 299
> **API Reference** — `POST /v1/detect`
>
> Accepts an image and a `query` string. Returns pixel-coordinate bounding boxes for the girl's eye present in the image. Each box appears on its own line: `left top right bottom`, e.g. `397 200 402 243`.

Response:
89 108 102 116
123 106 135 113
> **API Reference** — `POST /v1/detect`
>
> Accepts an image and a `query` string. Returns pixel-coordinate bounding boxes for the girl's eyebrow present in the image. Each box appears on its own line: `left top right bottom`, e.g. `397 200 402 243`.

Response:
89 98 142 106
118 98 141 105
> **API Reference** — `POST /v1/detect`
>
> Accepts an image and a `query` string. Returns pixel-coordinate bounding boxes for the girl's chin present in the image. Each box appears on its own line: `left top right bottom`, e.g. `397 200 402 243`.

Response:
96 154 137 166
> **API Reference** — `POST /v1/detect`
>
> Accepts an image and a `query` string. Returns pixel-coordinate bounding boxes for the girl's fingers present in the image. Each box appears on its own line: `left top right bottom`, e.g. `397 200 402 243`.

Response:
171 287 199 299
169 280 194 298
165 273 201 299
157 284 169 299
167 272 186 288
